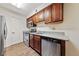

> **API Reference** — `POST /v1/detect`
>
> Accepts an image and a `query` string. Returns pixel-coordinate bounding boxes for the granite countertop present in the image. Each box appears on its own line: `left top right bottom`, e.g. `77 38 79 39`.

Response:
30 31 69 41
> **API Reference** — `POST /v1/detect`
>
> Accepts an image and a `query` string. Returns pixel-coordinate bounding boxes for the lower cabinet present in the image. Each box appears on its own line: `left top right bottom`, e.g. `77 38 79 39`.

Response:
33 35 41 54
29 34 41 55
29 34 65 56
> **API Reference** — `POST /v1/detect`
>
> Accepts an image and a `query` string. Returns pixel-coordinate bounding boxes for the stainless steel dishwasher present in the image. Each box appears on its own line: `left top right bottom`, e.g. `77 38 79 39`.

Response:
42 38 60 56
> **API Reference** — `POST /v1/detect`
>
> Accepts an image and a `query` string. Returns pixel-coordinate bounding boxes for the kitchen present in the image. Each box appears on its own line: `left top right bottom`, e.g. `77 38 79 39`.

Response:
0 3 79 56
27 3 67 56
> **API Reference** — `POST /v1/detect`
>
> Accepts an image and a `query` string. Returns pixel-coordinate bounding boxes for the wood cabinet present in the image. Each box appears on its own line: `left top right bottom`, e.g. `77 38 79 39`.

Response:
29 34 65 56
36 10 44 22
44 3 63 24
29 34 41 55
27 17 36 28
32 15 37 25
27 17 33 28
52 3 63 22
27 3 63 27
33 35 41 54
44 5 52 24
32 10 44 24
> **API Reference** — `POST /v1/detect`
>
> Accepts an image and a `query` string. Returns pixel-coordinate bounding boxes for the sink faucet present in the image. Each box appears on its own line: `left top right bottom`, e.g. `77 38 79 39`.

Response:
52 27 56 30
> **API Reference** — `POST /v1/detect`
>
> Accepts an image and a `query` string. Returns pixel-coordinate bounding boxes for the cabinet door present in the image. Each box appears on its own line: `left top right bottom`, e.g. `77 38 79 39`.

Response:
29 34 33 48
27 17 33 28
52 3 63 22
33 35 41 53
44 5 52 24
36 10 44 22
32 15 37 25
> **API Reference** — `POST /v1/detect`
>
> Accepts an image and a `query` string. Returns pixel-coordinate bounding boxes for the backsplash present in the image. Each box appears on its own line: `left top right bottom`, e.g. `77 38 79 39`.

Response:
37 26 53 31
37 21 56 31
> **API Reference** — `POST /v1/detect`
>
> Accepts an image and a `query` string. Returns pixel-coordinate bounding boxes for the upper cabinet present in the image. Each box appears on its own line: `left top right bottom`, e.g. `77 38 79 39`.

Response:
52 3 63 22
27 16 37 28
32 10 44 24
36 10 44 22
27 17 33 28
44 5 52 24
32 15 37 25
26 3 63 27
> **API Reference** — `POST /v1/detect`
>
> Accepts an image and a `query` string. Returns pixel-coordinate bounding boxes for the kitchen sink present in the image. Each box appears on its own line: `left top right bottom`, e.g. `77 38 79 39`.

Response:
36 31 65 36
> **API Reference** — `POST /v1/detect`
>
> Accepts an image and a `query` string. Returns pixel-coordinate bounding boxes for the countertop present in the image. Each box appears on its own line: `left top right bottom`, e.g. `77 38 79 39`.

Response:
30 31 69 41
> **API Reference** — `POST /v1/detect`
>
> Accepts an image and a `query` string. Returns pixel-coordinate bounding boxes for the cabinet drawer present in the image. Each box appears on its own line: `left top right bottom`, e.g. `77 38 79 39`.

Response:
34 35 40 39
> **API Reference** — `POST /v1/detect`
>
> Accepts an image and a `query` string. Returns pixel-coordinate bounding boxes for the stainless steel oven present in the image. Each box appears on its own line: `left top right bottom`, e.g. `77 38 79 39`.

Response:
23 31 29 47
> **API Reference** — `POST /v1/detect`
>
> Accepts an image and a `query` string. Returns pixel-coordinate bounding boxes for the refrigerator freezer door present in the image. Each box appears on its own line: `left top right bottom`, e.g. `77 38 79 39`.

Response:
3 23 7 49
0 16 7 55
0 16 2 55
4 23 7 40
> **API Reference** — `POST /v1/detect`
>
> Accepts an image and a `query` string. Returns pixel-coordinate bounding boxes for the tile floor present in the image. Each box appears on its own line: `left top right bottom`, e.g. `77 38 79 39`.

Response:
4 42 39 56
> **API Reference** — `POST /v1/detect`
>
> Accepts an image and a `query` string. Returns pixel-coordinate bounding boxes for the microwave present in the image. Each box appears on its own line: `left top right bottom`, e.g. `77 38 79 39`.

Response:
27 20 36 28
29 27 37 33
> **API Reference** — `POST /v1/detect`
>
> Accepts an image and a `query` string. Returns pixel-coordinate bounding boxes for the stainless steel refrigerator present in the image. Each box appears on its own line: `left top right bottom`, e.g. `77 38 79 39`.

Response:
0 16 7 56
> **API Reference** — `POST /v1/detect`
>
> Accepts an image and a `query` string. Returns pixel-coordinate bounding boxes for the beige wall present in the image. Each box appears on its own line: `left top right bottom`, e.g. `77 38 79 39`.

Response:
36 3 79 56
63 3 79 56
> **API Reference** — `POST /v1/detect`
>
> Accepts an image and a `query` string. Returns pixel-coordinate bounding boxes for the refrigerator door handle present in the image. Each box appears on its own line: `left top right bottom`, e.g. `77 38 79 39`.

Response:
4 24 7 40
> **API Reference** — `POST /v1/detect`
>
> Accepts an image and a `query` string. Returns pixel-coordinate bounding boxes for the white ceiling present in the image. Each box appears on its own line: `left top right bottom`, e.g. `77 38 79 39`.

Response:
18 3 44 16
0 3 45 17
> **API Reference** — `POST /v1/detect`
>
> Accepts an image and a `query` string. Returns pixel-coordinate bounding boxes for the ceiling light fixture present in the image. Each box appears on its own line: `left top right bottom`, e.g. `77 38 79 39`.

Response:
11 3 23 8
